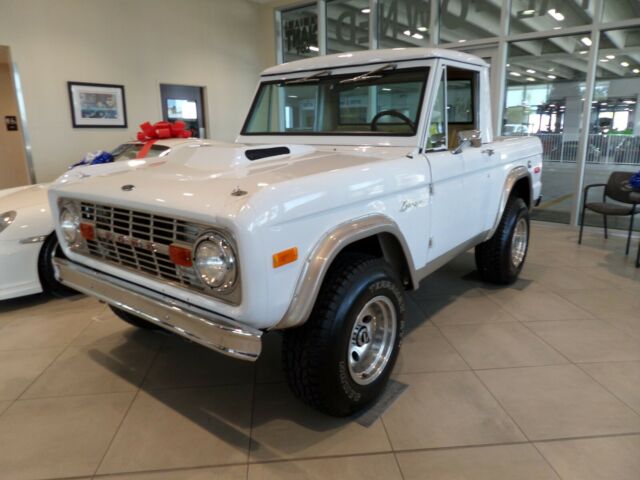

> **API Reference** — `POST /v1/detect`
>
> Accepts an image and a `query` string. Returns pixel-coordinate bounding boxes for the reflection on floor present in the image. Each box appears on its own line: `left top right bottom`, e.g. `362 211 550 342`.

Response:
0 222 639 479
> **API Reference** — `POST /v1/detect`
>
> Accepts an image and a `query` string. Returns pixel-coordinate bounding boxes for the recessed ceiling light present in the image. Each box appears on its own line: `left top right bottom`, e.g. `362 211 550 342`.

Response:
548 9 565 21
634 68 640 73
579 50 588 54
547 74 557 79
600 58 609 62
510 71 522 77
403 30 411 36
417 26 428 32
412 33 424 40
581 37 592 46
309 45 319 52
527 77 536 81
361 8 370 13
553 27 561 30
606 54 616 59
458 39 467 43
526 69 536 74
522 9 535 15
621 61 630 67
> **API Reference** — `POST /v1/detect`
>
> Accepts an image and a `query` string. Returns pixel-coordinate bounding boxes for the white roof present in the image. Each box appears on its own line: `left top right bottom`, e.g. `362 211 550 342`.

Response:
262 47 487 77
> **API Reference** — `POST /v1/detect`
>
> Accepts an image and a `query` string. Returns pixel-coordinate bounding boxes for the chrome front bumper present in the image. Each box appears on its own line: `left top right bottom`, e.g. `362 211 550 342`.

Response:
53 258 262 361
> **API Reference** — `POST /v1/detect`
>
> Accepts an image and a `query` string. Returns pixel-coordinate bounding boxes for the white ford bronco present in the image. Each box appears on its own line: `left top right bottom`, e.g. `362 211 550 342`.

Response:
50 48 542 416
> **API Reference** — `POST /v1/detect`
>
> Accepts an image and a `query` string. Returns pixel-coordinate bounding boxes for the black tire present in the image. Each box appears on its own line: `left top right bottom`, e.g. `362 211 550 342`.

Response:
475 196 530 284
109 305 159 330
38 233 77 297
282 254 405 417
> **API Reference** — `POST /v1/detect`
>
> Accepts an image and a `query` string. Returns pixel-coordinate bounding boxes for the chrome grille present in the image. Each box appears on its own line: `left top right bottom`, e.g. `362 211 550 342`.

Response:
78 201 207 292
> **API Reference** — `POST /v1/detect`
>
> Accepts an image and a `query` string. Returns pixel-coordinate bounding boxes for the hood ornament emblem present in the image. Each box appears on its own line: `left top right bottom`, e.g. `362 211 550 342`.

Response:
122 184 135 192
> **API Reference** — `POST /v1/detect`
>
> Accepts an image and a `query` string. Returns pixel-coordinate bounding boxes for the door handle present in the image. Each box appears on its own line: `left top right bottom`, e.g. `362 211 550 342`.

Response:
482 148 495 156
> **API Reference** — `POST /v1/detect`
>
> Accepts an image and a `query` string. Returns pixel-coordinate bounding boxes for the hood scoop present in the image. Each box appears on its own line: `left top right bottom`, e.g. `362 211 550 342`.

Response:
245 146 291 161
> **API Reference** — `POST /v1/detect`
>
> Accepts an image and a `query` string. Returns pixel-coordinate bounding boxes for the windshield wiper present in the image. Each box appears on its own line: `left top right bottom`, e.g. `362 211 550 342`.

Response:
285 69 331 85
339 63 397 85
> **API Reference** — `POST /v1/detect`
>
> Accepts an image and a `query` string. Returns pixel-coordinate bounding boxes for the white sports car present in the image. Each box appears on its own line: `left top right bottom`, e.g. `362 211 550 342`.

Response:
0 137 204 300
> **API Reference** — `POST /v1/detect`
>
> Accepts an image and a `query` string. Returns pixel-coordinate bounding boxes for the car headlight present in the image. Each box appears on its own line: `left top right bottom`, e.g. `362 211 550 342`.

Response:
59 207 80 245
0 210 16 234
194 233 237 291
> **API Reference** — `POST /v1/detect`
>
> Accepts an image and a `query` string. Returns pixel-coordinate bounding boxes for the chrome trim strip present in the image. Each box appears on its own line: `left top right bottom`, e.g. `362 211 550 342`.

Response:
19 235 47 244
485 166 532 241
414 232 488 283
275 214 417 330
53 258 261 361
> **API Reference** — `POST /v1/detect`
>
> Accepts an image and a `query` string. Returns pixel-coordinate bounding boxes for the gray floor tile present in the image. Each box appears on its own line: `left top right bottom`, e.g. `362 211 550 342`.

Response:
0 348 61 401
0 392 134 480
98 385 253 474
142 336 254 389
22 337 160 398
440 322 567 369
383 371 525 450
536 435 640 480
71 308 157 346
486 289 593 322
478 365 640 440
419 295 517 326
601 315 640 341
525 320 640 363
0 400 11 415
580 362 640 414
250 383 391 461
248 453 403 479
98 465 247 479
396 444 559 479
519 263 610 291
557 289 640 320
255 332 285 384
395 324 468 374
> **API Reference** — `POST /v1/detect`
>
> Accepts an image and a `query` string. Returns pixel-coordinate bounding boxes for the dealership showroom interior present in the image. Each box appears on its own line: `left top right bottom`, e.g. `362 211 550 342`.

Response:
2 0 640 479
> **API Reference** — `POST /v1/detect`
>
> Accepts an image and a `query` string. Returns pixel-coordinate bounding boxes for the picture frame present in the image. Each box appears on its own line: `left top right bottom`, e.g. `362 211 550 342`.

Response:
67 81 127 128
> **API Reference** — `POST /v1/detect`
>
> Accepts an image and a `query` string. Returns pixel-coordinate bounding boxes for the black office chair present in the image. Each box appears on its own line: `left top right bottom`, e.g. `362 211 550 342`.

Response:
578 171 638 255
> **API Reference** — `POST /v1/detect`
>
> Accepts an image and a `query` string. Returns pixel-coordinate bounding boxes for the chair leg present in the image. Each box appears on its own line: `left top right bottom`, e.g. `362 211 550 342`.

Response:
626 214 635 256
604 215 608 239
578 201 586 245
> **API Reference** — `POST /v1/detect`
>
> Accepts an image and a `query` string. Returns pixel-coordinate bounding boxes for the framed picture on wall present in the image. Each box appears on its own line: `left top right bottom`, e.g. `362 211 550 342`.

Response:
67 82 127 128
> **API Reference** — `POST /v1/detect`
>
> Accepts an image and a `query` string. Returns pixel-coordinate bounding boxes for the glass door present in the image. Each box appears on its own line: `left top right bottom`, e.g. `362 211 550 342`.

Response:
160 84 206 138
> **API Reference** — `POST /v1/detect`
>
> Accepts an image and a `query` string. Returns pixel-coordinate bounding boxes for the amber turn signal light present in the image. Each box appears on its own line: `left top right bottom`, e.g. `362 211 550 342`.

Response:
79 223 95 241
273 247 298 268
169 244 193 267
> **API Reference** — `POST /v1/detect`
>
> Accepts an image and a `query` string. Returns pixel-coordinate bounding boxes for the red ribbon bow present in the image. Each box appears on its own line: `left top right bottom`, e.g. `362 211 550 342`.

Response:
135 121 192 159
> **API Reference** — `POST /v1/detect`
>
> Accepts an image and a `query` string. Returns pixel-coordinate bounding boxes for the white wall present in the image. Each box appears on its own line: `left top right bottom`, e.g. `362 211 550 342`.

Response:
0 0 273 182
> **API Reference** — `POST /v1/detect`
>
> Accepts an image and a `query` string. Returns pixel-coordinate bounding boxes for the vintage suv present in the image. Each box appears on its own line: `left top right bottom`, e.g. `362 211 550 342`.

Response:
49 48 542 416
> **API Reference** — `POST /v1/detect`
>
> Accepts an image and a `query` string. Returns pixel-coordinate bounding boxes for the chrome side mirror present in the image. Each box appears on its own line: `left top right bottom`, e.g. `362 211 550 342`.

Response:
453 129 482 154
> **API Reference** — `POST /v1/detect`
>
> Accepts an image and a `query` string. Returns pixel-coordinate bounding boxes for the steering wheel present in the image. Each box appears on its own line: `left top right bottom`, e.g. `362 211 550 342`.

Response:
371 110 416 132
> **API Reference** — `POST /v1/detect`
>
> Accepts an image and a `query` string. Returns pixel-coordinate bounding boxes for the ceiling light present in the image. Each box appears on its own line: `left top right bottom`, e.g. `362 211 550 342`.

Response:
522 9 535 16
579 50 588 54
527 77 536 81
634 68 640 73
606 54 616 59
458 39 467 43
547 74 557 79
417 26 428 32
361 8 370 13
526 69 536 74
510 72 522 77
382 88 391 91
548 9 565 21
288 95 298 98
621 61 630 67
623 100 636 104
403 30 411 36
600 58 609 62
308 45 319 52
412 33 424 39
581 37 592 47
553 27 561 30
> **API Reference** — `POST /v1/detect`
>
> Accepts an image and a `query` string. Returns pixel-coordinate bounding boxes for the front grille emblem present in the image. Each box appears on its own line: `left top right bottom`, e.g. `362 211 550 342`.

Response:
122 184 135 192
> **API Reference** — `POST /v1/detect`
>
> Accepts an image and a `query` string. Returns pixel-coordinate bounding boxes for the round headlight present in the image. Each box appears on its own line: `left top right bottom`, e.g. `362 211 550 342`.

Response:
60 207 80 245
194 233 237 290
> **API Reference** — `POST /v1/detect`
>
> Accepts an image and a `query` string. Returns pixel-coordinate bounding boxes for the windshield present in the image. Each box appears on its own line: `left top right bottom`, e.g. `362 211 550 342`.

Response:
242 67 429 136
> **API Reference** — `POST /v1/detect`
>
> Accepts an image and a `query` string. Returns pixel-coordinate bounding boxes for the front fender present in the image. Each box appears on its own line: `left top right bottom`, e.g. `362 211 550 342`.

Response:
272 213 415 329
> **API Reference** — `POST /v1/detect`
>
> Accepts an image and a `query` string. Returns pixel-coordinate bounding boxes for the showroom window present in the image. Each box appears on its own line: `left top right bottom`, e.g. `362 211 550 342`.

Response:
377 0 431 48
281 4 320 63
503 35 589 223
274 0 640 227
439 0 501 44
509 0 594 35
327 0 371 53
583 26 640 231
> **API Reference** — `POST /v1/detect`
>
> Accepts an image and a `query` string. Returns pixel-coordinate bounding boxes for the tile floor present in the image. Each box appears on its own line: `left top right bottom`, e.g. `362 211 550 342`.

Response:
0 222 639 480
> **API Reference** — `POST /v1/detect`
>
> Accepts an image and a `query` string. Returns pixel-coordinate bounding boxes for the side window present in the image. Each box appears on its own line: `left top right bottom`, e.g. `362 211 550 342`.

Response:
426 66 479 151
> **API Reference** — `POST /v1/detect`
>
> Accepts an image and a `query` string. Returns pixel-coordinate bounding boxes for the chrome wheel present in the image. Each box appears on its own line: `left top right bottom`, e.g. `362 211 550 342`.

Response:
348 295 397 386
511 217 528 268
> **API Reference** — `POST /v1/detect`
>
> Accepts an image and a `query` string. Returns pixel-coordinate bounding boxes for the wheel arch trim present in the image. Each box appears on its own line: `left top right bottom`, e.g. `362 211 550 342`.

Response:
273 214 417 330
485 166 533 240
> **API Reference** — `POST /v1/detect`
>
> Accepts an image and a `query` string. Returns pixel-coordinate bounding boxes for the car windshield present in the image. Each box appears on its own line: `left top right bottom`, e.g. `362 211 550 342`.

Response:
242 67 429 136
110 143 170 161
